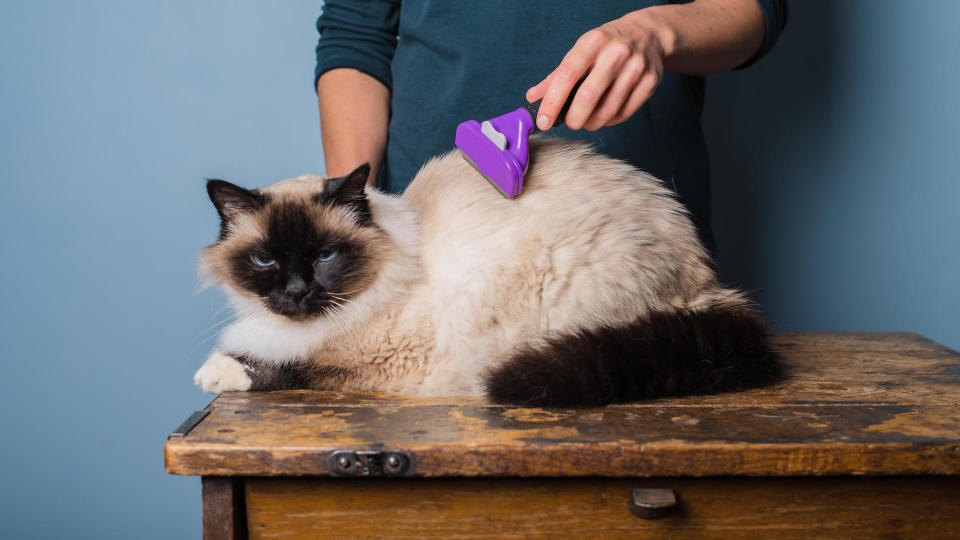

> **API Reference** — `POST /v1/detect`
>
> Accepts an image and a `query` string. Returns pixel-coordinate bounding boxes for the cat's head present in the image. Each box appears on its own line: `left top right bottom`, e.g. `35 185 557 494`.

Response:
201 164 393 321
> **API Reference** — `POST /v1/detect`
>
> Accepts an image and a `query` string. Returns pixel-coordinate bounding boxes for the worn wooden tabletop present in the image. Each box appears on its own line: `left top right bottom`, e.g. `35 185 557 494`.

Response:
165 333 960 478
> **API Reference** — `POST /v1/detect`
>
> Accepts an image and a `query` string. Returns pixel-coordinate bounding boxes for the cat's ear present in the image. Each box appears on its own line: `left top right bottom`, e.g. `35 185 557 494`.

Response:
206 179 265 228
322 163 372 223
324 163 370 201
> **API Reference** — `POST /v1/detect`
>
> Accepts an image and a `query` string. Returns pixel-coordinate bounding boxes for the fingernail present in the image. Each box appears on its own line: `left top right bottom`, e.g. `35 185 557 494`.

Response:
537 115 550 130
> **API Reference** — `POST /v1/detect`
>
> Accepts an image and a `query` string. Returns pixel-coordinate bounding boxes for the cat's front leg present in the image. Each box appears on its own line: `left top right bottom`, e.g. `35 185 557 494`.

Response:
194 351 253 393
194 351 312 393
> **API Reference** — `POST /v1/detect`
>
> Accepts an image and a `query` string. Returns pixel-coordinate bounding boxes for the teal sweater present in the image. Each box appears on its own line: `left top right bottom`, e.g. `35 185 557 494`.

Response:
315 1 787 249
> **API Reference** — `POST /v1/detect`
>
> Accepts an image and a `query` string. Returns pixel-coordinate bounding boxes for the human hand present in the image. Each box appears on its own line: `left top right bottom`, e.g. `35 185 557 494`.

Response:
526 11 673 132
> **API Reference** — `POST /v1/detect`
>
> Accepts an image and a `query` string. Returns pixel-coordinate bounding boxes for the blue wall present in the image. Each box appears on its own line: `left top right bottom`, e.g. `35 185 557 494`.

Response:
0 2 323 538
705 2 958 348
0 1 956 538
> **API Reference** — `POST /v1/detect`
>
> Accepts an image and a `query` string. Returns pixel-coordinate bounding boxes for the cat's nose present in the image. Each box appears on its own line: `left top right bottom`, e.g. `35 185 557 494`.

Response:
284 277 308 300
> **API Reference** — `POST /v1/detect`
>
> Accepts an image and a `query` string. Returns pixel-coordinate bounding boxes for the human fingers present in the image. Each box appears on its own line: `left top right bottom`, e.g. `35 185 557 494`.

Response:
608 70 660 126
582 55 645 132
534 30 605 130
563 39 631 130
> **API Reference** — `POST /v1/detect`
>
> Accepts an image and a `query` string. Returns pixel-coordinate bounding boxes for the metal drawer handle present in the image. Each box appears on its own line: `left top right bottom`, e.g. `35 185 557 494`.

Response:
629 488 678 519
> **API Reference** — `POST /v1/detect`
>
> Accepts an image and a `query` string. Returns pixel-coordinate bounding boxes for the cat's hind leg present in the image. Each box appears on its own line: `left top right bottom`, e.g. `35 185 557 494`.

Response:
484 305 784 407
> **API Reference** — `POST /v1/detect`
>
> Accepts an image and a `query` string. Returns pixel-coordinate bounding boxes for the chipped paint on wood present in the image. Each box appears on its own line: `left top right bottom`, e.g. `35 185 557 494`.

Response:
865 408 960 438
166 333 960 477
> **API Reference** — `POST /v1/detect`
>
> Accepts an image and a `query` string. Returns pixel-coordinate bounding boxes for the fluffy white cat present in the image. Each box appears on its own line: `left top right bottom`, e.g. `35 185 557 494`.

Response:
194 138 780 406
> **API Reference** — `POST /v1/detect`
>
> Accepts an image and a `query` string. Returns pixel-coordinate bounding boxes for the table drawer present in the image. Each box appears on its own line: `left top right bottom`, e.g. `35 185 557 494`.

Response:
242 476 960 539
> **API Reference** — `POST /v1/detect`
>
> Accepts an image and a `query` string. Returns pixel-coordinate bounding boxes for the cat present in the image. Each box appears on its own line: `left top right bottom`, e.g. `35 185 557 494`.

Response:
193 138 781 406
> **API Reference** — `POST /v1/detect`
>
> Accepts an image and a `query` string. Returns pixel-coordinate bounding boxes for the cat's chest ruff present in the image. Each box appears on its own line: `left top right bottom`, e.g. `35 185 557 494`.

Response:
220 313 334 364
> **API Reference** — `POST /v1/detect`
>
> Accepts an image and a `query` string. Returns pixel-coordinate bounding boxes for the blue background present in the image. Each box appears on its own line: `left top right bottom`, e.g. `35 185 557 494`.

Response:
0 1 956 538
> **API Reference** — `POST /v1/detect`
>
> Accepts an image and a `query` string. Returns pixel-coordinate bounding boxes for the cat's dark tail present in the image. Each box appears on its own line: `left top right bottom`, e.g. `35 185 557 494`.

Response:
484 306 784 407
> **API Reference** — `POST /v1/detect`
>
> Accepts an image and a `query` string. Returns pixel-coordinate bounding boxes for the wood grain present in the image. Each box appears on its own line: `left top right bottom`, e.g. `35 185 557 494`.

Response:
166 333 960 477
243 476 960 539
202 477 247 540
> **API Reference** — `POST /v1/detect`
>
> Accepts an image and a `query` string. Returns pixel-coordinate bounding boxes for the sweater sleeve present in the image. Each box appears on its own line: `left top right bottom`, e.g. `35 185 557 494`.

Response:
737 0 788 69
314 0 401 91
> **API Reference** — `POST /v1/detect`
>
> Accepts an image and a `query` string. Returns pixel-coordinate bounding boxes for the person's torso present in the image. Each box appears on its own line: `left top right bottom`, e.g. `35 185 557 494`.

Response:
384 0 712 246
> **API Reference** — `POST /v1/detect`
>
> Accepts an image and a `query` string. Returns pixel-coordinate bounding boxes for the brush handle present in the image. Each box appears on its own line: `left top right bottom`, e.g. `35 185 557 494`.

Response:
526 77 587 132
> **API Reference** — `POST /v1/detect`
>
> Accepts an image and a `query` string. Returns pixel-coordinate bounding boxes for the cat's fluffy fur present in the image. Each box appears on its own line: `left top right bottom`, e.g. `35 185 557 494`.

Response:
194 138 781 406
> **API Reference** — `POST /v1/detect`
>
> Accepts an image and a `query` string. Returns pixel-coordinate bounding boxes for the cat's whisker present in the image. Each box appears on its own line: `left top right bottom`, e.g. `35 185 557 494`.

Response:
193 313 240 341
188 325 232 355
326 294 358 306
334 288 365 296
321 308 347 337
326 302 351 328
323 301 363 341
210 303 233 320
189 311 254 356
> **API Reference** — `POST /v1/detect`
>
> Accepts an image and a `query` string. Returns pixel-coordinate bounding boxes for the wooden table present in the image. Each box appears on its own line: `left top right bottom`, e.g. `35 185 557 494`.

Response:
166 333 960 539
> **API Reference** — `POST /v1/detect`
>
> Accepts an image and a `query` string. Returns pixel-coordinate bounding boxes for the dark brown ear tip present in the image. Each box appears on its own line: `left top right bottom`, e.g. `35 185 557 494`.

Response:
206 178 234 195
206 178 258 196
353 163 371 177
205 178 265 221
205 179 224 200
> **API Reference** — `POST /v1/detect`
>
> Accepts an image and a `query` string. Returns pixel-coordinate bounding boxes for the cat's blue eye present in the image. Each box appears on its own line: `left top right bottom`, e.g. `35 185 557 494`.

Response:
316 249 337 263
251 254 276 267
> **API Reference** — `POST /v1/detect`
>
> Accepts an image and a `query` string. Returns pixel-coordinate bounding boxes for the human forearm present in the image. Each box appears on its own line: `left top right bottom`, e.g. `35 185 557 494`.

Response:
317 68 390 187
528 0 766 131
642 0 765 76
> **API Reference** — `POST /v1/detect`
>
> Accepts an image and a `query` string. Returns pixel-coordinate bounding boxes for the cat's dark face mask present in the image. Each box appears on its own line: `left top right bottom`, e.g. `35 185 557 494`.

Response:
205 164 377 320
229 220 365 319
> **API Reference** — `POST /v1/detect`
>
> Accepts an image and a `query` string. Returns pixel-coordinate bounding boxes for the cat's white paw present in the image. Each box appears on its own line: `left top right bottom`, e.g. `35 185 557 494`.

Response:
194 352 252 394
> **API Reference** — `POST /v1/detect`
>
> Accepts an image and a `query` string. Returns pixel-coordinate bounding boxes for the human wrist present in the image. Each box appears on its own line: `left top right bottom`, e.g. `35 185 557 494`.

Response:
626 7 680 62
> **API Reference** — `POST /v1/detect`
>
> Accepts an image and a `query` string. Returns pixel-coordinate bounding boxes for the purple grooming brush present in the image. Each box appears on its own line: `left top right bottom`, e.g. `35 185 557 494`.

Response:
455 109 533 198
455 79 584 198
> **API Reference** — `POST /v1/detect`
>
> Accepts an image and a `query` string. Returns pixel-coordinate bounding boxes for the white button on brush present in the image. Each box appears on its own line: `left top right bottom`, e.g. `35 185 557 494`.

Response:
480 120 507 150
